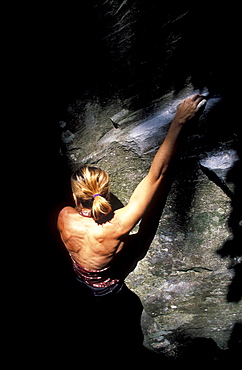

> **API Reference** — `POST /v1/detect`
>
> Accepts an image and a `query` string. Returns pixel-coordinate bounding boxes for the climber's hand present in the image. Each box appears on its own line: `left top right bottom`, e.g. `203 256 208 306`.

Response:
174 94 206 125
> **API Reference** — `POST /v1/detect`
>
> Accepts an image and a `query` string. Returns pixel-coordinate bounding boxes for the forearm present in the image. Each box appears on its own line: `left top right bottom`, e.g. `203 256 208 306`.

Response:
148 118 183 181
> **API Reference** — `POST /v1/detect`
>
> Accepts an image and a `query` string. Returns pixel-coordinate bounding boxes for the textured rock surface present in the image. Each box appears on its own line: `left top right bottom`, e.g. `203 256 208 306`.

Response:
47 0 241 360
59 86 241 357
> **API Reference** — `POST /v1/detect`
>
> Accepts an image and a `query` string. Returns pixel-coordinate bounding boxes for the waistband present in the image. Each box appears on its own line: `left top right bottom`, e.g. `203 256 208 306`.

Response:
70 256 120 288
75 276 125 298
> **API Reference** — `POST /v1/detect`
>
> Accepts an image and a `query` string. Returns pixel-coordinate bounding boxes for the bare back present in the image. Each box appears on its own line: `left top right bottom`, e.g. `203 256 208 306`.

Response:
57 207 125 270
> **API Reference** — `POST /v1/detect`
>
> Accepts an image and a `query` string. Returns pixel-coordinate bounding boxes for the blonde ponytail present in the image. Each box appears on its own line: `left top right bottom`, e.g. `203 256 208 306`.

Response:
92 194 112 222
71 166 112 221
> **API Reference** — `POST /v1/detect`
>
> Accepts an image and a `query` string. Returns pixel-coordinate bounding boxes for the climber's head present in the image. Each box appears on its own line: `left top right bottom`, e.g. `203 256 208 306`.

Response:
71 166 112 221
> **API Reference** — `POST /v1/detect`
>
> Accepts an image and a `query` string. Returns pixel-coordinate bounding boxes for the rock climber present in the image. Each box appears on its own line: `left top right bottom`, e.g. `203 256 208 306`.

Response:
57 94 205 298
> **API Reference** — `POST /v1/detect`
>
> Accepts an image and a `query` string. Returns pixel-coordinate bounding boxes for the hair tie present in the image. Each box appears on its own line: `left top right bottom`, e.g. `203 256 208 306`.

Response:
92 193 101 198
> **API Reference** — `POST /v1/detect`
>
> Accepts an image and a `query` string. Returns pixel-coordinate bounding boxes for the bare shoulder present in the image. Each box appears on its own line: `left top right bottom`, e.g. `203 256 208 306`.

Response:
57 206 75 229
58 206 76 219
111 207 132 236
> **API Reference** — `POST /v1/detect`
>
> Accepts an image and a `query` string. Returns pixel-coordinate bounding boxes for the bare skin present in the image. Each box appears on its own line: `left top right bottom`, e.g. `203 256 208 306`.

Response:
57 94 205 270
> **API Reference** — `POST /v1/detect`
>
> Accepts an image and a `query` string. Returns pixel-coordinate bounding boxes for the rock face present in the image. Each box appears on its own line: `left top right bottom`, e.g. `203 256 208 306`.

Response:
59 89 241 357
54 0 241 360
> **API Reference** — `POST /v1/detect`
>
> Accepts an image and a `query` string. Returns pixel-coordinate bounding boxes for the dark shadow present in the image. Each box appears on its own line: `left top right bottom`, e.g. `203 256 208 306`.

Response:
154 113 205 238
216 148 242 302
178 337 225 364
227 322 242 361
112 171 175 281
169 322 242 364
109 192 125 211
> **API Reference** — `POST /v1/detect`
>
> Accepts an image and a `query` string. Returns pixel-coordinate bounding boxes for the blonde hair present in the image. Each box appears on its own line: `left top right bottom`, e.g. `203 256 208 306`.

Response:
71 166 112 221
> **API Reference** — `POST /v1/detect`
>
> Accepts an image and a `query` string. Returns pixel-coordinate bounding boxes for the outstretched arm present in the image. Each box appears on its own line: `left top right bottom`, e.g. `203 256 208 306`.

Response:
115 94 205 235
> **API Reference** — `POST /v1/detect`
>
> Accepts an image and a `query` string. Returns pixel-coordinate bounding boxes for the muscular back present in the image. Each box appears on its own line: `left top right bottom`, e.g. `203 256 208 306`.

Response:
57 207 125 270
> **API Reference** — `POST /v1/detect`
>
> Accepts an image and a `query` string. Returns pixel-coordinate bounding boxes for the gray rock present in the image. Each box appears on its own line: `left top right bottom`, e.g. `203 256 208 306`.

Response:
109 108 130 128
200 150 239 198
200 150 239 182
59 90 241 358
